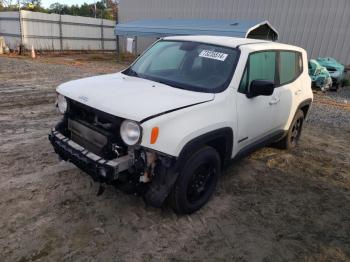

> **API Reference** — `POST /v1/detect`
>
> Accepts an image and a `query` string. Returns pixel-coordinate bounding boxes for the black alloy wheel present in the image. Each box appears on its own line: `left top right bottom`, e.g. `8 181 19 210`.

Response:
273 109 305 150
187 163 217 204
170 146 221 214
290 116 303 146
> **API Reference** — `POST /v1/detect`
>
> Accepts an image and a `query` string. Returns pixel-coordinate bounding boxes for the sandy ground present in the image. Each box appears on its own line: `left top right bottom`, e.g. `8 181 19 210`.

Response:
0 54 349 262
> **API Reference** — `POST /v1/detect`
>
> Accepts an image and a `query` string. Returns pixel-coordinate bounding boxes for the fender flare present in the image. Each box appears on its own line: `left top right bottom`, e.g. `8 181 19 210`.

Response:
297 98 313 117
143 127 233 207
177 127 234 170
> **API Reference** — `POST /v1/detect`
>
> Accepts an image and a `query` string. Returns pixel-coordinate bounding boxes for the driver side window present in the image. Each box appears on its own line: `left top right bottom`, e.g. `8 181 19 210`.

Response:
149 46 186 72
239 51 277 93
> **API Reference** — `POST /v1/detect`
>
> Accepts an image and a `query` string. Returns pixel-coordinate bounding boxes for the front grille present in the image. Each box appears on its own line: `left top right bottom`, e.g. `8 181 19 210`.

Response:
58 99 127 159
68 119 108 155
68 100 124 131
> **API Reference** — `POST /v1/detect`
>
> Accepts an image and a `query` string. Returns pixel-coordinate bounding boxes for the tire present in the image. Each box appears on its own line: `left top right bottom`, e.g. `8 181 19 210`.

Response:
170 146 221 214
274 109 305 150
330 83 340 92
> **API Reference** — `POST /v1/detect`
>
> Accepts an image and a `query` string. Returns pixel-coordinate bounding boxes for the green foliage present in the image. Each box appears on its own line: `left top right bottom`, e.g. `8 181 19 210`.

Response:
0 0 117 20
0 1 20 11
48 1 116 20
21 0 48 13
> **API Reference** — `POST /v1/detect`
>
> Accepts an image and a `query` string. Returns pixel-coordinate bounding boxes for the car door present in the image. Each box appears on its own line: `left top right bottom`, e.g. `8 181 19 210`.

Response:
273 51 303 130
236 50 278 150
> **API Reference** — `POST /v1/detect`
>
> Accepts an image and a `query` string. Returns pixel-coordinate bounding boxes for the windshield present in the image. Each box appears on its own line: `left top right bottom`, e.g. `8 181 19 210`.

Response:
123 40 239 93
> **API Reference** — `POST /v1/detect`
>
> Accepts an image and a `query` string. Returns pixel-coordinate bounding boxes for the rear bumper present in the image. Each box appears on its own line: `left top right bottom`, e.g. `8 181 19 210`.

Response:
49 129 132 182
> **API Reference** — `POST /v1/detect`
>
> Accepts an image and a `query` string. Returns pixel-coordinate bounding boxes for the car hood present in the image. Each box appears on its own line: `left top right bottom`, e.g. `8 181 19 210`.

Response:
57 72 214 122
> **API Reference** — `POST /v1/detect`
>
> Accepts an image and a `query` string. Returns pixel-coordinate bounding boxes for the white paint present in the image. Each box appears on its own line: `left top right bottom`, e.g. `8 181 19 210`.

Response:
57 72 214 122
57 35 313 158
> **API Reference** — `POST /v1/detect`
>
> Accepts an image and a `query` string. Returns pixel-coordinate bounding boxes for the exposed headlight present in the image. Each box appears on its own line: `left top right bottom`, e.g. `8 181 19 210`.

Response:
120 120 141 146
57 94 67 114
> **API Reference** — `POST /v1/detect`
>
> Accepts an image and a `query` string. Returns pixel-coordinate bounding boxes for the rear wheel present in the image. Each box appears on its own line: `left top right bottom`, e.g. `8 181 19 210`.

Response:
170 146 221 214
274 109 304 150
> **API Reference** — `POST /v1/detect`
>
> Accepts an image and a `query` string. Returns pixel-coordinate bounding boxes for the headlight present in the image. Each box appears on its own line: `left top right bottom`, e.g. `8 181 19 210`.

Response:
120 120 141 145
57 94 67 114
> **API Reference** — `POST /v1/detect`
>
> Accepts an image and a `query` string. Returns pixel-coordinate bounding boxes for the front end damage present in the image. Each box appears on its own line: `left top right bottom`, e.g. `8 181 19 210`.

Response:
316 57 345 90
49 129 131 182
308 59 332 91
49 99 178 207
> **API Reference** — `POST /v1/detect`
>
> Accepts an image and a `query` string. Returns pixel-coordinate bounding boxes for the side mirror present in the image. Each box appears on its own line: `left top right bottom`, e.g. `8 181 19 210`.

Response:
247 80 275 98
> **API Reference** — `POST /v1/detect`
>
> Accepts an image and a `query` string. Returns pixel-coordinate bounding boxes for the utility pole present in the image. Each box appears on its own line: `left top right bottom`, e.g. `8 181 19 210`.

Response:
94 2 97 18
59 9 63 52
18 0 24 54
101 9 104 51
115 0 120 60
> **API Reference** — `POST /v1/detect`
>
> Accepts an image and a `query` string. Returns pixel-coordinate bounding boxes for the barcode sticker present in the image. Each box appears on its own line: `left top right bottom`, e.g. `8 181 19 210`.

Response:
199 50 228 61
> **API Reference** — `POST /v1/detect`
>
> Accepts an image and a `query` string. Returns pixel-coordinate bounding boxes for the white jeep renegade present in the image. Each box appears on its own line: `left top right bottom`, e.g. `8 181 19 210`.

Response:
49 36 313 214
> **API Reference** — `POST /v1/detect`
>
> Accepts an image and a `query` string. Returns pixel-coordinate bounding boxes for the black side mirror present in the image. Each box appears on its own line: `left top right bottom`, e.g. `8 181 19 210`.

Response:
247 80 275 98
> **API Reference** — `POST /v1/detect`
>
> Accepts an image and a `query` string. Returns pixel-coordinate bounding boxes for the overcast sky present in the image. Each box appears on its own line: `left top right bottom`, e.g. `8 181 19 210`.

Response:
42 0 97 8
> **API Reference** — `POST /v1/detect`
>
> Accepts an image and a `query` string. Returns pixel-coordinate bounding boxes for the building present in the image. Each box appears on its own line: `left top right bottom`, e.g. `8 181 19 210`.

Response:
118 0 350 64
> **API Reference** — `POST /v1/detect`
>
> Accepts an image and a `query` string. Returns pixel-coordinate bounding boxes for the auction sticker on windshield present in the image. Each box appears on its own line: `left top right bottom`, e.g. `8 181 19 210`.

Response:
199 50 228 61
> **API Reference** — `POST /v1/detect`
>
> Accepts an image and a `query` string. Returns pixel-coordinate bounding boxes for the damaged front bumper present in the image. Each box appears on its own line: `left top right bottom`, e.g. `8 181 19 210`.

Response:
49 129 132 182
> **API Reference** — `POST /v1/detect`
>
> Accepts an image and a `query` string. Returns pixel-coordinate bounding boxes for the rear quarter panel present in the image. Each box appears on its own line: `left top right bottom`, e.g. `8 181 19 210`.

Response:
283 49 313 130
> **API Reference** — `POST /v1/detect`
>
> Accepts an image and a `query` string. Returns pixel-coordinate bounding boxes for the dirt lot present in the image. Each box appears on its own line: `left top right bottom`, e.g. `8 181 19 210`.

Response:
0 54 349 262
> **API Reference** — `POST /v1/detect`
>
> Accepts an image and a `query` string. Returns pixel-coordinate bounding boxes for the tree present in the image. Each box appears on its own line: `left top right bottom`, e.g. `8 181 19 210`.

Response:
21 0 41 8
49 2 64 14
77 3 91 17
105 0 118 20
0 0 19 10
1 0 116 20
1 0 15 7
21 0 46 12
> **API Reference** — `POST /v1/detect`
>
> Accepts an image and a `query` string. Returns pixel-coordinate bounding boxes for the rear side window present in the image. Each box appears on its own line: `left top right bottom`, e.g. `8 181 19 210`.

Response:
238 51 277 93
279 51 303 85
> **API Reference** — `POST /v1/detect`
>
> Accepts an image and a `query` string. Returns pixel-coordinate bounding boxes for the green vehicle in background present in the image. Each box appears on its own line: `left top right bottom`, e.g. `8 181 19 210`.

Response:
308 59 332 91
316 57 345 91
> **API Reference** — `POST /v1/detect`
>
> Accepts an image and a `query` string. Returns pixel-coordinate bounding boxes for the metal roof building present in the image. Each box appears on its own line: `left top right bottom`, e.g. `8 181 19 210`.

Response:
118 0 350 64
115 19 278 40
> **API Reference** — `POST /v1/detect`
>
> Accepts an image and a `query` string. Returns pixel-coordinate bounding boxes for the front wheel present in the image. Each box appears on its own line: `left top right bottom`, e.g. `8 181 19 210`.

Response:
170 146 221 214
274 109 305 150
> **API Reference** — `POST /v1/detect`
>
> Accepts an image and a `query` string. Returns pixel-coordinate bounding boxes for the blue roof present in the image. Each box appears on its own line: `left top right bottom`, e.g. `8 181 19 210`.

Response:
115 19 278 40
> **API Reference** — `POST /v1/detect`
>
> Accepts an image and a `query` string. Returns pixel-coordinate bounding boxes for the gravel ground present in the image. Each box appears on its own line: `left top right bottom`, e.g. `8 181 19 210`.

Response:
307 90 350 130
0 55 349 262
307 103 350 129
327 87 350 104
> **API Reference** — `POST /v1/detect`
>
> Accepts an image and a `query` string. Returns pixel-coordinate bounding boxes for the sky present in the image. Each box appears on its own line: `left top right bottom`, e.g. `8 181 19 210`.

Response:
42 0 97 8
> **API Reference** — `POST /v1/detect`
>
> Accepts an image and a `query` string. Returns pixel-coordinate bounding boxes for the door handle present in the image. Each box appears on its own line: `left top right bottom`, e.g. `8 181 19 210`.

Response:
295 89 302 95
269 97 280 105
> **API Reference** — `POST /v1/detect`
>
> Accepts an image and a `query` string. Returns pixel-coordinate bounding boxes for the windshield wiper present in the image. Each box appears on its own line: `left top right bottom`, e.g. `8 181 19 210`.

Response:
124 70 187 90
156 79 188 90
148 77 184 89
124 68 139 77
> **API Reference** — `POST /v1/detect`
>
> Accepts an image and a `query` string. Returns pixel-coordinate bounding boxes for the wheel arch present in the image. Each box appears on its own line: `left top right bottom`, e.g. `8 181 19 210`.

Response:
177 127 233 170
298 98 312 118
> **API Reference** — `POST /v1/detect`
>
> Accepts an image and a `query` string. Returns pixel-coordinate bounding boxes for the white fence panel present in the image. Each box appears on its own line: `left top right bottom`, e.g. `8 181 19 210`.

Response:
0 10 117 51
0 12 21 49
21 11 60 50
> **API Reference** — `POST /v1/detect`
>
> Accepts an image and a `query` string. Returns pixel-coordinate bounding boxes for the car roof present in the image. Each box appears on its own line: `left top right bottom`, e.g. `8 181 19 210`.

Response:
163 35 304 52
164 35 266 48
